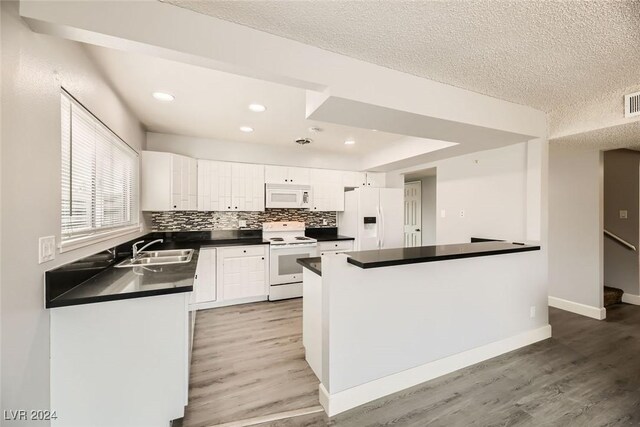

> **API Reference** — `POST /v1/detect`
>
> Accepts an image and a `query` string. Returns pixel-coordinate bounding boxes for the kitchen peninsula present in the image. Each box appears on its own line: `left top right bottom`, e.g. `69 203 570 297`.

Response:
298 241 549 416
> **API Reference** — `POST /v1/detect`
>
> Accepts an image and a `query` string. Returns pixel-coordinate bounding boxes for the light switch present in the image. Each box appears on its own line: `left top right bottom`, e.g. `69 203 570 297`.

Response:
620 210 628 219
440 209 446 218
39 236 56 264
459 209 465 218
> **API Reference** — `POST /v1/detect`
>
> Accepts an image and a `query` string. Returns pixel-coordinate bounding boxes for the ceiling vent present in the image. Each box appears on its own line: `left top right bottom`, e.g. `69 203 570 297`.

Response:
625 91 640 118
295 138 312 145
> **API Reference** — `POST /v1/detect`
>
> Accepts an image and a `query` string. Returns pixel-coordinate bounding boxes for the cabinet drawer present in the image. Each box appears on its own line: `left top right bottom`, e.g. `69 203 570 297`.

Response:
318 240 353 252
219 245 266 258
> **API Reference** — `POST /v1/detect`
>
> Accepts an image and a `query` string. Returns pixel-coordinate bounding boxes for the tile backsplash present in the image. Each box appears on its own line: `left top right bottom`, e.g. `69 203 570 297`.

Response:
147 209 337 231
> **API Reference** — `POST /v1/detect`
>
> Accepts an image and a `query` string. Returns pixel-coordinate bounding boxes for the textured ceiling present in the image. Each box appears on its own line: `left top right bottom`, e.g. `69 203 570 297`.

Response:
164 0 640 113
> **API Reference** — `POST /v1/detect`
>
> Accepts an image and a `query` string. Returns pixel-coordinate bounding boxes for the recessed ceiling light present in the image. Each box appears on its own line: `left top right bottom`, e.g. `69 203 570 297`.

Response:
152 92 175 102
240 126 254 133
248 103 267 113
344 139 356 145
371 129 378 132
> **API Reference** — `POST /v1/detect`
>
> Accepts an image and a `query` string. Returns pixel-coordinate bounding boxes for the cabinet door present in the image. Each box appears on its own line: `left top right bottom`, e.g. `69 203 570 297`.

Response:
311 169 343 212
310 169 327 212
245 164 265 211
197 160 210 211
192 248 216 304
366 172 386 188
216 161 233 211
342 171 366 188
188 158 198 210
288 167 310 185
171 155 182 210
265 165 288 184
231 163 246 211
220 251 266 300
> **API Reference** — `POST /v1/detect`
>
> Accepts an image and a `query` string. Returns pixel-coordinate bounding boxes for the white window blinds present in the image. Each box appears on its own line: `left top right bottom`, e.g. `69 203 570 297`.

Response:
61 91 139 246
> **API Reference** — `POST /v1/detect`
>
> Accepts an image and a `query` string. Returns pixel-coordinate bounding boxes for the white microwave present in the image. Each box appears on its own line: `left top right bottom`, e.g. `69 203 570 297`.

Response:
265 184 312 209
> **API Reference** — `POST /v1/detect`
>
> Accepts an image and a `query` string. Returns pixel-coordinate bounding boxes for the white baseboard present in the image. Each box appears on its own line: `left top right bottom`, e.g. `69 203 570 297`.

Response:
319 325 552 417
189 295 268 311
622 293 640 305
548 296 606 320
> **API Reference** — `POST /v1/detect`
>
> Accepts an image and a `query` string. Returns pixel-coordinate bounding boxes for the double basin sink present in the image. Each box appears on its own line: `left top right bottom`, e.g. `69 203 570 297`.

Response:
115 249 194 268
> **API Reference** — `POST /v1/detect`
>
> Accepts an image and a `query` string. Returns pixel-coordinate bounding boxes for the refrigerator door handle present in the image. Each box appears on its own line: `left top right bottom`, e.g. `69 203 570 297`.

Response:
380 204 385 248
376 205 381 248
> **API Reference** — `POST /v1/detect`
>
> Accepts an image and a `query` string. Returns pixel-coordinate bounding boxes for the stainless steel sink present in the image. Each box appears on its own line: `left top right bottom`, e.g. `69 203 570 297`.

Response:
115 249 194 268
140 249 193 258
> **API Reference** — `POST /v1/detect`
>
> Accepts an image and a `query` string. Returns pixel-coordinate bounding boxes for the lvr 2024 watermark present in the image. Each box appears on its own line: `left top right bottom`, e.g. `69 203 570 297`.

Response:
3 410 57 421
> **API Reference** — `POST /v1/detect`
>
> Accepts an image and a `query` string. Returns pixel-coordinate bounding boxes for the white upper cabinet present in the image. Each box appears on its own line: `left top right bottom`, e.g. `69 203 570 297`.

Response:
343 171 367 188
365 172 386 188
310 169 345 212
231 163 265 211
197 160 231 211
265 165 310 185
198 160 264 212
142 151 197 211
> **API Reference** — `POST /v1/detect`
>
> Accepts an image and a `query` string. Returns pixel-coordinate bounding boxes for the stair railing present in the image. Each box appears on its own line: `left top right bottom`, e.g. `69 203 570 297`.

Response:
604 229 637 251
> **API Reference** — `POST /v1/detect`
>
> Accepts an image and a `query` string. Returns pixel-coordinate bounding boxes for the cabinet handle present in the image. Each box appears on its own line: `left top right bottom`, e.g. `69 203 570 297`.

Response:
285 179 288 182
261 257 264 260
335 244 338 247
243 250 247 253
173 205 177 208
235 206 238 209
195 274 198 279
228 206 231 209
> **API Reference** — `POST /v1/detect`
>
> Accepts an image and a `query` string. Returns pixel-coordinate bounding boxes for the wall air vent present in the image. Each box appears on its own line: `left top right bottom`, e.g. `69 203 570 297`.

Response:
625 91 640 118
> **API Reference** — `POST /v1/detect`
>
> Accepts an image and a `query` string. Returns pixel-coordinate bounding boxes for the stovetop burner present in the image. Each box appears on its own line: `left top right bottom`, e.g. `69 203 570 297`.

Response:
270 237 284 242
295 236 311 240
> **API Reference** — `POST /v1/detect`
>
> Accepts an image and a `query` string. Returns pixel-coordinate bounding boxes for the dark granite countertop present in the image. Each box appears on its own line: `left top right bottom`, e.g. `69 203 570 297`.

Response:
46 249 199 308
347 241 540 269
45 230 270 308
297 257 322 276
305 227 354 242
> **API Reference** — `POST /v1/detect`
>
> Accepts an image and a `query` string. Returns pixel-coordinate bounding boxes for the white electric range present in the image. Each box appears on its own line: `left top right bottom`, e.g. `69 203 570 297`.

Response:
263 221 317 300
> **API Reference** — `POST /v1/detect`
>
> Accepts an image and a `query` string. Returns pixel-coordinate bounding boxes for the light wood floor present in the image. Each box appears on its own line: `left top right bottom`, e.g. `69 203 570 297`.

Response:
185 301 640 426
183 299 320 427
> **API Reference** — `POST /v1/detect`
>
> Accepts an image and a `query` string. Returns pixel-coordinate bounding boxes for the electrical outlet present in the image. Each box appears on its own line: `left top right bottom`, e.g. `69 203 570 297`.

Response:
459 209 465 218
238 220 247 228
39 236 56 264
620 210 628 219
530 306 536 318
322 219 328 226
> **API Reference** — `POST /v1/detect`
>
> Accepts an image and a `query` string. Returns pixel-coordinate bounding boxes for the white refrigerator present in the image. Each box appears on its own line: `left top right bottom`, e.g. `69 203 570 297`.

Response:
338 187 404 251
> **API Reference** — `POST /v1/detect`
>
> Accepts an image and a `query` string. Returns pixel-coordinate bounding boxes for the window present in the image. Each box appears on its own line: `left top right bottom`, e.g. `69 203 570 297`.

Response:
61 90 139 249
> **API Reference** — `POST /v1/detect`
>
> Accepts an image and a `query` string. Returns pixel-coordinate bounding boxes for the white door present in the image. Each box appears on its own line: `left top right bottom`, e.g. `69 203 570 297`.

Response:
380 188 405 249
404 182 422 247
358 188 381 251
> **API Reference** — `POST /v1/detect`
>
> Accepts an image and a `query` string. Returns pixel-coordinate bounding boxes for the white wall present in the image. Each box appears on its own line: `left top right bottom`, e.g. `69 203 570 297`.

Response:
548 143 603 310
390 142 546 245
146 132 361 171
1 2 146 423
420 176 437 245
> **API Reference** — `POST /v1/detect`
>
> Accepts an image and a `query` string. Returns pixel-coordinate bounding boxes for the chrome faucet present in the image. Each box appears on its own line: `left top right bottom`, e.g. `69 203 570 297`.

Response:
132 239 163 259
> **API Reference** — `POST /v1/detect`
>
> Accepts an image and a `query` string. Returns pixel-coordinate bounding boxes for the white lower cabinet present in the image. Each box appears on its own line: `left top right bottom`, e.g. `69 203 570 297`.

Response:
317 240 354 256
190 245 269 310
